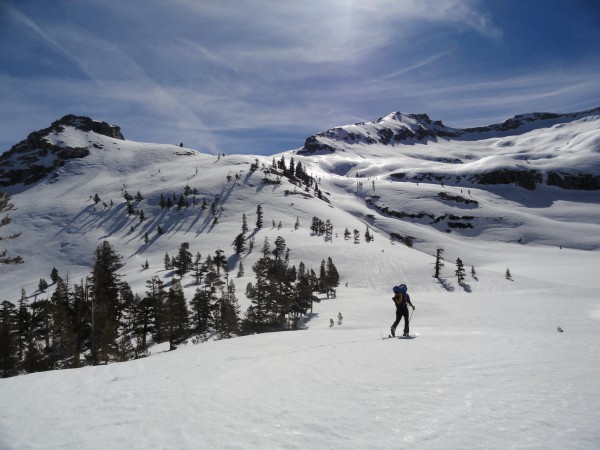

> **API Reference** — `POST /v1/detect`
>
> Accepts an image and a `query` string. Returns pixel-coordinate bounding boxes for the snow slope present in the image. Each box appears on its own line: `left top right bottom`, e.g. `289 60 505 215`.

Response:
1 259 599 449
1 112 600 448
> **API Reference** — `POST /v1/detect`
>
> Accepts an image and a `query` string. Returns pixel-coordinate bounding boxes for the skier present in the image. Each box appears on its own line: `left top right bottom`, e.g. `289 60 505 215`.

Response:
391 284 415 337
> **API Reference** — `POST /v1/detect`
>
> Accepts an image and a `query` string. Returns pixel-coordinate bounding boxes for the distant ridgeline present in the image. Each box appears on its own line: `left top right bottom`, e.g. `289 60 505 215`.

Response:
0 115 124 187
297 107 600 191
2 107 600 190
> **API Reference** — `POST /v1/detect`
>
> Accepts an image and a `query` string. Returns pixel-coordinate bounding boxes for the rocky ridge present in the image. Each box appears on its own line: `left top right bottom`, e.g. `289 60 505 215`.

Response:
0 115 124 187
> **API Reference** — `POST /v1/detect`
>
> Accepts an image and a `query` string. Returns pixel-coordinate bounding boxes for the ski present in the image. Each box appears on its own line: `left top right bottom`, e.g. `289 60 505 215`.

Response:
382 334 418 340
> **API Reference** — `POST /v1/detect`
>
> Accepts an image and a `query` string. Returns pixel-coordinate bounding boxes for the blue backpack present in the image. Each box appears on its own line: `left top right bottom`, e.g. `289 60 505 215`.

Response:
393 284 407 294
392 284 408 305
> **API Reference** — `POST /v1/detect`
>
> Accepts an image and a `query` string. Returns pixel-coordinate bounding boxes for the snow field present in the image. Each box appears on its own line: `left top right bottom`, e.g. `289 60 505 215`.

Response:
1 120 600 448
2 273 599 449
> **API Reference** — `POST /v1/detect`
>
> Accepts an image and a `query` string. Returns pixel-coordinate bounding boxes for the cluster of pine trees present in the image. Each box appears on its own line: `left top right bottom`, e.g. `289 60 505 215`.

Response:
243 236 340 333
267 155 328 200
1 241 136 377
0 236 340 377
433 246 478 284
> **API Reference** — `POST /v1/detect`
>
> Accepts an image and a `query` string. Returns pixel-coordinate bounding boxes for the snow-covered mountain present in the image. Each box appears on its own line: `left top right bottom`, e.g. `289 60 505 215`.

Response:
1 109 600 449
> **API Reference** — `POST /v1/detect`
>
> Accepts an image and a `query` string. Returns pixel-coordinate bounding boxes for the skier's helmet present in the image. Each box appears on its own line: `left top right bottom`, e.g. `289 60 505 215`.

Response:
392 286 401 294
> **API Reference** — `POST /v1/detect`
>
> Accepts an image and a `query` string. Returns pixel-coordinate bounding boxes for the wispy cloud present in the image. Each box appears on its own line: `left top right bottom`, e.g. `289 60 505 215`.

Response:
1 0 598 155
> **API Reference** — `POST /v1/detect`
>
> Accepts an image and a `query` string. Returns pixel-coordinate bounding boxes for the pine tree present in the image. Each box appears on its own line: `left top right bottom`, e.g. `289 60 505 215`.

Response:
48 277 77 368
173 242 193 278
191 287 213 335
50 267 59 284
505 268 512 280
325 220 333 240
89 241 124 365
166 282 189 350
71 279 91 368
140 277 159 345
455 258 466 283
308 268 320 313
131 294 151 358
243 239 279 333
212 249 227 275
146 276 168 344
117 282 136 344
177 194 188 210
310 217 320 234
237 262 245 278
294 216 300 230
290 272 313 324
325 257 340 298
233 233 246 255
242 213 248 234
192 252 203 285
0 300 18 377
256 204 263 229
38 278 49 292
434 246 445 278
365 226 373 242
17 288 29 361
214 280 241 339
471 266 476 278
22 305 44 373
273 236 286 262
0 192 23 265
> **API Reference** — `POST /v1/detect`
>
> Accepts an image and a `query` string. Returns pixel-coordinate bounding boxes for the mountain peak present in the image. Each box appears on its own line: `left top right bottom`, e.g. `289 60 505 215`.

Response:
298 111 461 154
0 114 124 187
297 106 600 155
53 114 125 140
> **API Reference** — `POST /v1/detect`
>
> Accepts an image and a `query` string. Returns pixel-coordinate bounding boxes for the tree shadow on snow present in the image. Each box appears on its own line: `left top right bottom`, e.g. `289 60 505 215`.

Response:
459 282 472 293
436 277 455 292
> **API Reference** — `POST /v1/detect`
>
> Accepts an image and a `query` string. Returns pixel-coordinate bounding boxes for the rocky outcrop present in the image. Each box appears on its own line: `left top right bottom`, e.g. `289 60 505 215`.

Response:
302 135 337 154
0 115 124 187
546 172 600 190
54 114 125 140
470 169 542 191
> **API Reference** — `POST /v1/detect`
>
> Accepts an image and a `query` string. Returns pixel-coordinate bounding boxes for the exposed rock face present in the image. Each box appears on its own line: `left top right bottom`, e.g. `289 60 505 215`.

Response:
0 115 124 187
470 169 542 191
303 135 336 154
547 172 600 190
55 114 125 140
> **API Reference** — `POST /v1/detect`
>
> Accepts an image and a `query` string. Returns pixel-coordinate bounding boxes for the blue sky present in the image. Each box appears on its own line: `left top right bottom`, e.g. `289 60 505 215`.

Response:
1 0 599 155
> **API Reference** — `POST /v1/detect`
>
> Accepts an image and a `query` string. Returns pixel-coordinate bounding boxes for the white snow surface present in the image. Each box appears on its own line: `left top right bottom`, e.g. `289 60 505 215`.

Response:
1 117 600 449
